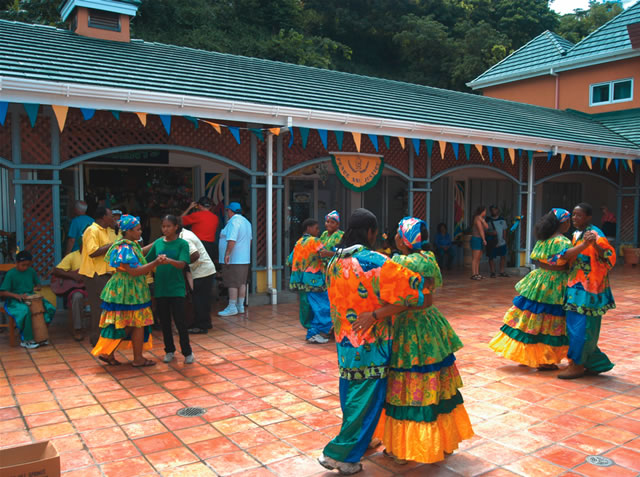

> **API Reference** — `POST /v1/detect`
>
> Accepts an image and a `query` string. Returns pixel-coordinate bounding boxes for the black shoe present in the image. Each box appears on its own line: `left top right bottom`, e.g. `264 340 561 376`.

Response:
490 272 496 278
188 327 208 334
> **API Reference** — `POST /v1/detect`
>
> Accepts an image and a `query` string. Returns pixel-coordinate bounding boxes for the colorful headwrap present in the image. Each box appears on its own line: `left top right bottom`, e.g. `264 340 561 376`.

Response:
325 210 340 223
397 216 428 251
551 208 571 223
118 214 140 232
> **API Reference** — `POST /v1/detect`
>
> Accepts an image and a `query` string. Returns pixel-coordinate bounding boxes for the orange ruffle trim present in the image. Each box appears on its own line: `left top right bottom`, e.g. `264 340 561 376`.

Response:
488 331 567 367
382 404 474 463
90 335 153 357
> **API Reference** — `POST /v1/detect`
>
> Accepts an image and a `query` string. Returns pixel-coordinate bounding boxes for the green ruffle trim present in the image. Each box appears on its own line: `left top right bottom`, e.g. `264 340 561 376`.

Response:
99 324 128 340
339 365 388 380
385 391 464 423
500 324 568 347
563 303 616 317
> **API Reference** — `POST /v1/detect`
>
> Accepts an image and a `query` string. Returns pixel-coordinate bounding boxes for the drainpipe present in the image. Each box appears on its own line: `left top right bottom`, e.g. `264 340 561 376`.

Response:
550 68 559 109
525 157 535 267
266 131 276 304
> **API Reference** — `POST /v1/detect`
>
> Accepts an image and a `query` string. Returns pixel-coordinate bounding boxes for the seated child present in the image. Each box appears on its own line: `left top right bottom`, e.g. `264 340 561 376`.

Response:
0 251 56 348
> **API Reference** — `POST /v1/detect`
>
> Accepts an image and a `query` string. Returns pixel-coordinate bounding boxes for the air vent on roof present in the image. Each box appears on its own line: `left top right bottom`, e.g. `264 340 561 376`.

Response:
88 9 120 31
628 23 640 49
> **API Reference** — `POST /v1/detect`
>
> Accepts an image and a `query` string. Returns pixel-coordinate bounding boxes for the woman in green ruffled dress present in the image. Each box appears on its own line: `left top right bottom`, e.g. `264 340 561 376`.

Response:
489 208 594 369
382 217 473 464
91 215 166 367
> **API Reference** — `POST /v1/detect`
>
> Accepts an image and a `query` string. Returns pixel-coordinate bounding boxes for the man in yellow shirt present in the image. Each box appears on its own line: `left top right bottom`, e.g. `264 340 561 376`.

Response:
52 244 87 341
79 206 117 346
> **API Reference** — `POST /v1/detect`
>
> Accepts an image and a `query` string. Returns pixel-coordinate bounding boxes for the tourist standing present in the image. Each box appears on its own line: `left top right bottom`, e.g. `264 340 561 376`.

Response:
66 200 94 254
470 205 488 280
79 206 117 346
218 202 252 317
560 203 616 379
181 196 219 262
486 205 509 277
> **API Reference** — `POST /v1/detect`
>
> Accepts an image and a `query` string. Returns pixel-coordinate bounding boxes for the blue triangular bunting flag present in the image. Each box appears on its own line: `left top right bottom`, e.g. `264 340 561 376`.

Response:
368 134 379 152
412 138 420 156
487 146 494 163
578 156 583 167
426 139 434 159
0 101 8 126
300 127 310 148
570 155 575 168
24 103 39 127
288 127 295 148
547 151 552 162
600 157 605 170
111 110 120 120
463 144 471 161
622 159 628 171
249 128 263 142
452 143 459 160
318 129 328 150
383 135 390 150
614 159 619 171
527 150 533 164
159 115 171 135
499 148 505 162
334 131 343 150
184 116 199 129
228 126 241 144
80 108 95 121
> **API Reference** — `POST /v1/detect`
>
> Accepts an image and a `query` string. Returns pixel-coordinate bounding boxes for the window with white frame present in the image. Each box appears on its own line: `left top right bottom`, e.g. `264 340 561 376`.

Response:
590 78 633 106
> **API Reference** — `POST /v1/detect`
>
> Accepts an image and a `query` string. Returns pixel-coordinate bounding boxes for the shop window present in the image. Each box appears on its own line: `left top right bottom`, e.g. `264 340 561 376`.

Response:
590 78 633 106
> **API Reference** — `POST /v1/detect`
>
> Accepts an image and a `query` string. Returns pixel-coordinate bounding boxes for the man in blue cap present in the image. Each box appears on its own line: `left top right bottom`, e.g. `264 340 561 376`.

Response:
218 202 252 316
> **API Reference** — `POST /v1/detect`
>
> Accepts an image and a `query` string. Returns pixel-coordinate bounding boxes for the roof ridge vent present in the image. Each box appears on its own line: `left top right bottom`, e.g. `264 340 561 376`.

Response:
59 0 140 42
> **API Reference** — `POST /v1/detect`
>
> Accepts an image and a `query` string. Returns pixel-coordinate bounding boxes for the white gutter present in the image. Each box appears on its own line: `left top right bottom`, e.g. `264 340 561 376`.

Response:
467 48 640 90
1 76 638 159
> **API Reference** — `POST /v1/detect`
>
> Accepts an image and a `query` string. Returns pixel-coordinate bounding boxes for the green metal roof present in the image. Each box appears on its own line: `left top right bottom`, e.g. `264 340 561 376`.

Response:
469 31 573 85
589 108 640 147
469 1 640 88
0 20 638 152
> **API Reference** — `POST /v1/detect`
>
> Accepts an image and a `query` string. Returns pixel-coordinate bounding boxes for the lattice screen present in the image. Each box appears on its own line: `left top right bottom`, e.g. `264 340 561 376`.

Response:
413 192 426 221
0 116 11 160
22 185 55 277
620 196 635 243
21 115 51 165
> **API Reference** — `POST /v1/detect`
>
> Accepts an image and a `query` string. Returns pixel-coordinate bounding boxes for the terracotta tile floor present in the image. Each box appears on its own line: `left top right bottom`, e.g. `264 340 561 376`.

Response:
1 267 638 476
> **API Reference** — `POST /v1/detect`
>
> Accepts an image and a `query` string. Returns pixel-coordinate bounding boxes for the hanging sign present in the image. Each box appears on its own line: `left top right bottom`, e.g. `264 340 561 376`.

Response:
331 153 384 191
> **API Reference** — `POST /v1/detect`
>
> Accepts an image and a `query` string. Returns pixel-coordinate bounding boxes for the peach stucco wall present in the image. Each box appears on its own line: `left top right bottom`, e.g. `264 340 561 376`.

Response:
73 7 131 43
481 56 640 113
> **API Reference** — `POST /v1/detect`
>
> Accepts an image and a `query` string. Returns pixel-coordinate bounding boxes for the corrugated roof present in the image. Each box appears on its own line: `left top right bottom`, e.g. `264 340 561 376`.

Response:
589 108 640 147
469 1 640 88
469 31 573 85
0 20 638 151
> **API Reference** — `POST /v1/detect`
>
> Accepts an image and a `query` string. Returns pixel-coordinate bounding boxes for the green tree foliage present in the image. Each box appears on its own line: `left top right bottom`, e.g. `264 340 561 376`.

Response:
556 0 624 44
0 0 629 91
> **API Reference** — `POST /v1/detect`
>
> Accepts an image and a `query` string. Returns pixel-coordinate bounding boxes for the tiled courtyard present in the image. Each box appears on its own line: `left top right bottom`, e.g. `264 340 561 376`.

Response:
1 267 639 477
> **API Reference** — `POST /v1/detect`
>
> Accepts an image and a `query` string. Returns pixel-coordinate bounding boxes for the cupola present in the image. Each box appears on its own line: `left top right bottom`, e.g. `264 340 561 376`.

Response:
59 0 141 42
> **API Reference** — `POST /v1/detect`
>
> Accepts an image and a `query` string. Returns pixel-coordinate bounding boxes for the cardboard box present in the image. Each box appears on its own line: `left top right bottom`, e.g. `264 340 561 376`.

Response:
0 441 60 477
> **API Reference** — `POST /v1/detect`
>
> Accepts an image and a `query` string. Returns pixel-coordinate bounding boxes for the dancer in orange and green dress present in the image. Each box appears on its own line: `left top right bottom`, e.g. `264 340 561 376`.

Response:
318 209 426 476
383 217 473 464
489 208 593 369
91 215 165 367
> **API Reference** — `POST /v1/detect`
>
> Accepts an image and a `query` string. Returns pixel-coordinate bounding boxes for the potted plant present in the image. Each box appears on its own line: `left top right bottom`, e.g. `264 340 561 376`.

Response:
620 243 640 266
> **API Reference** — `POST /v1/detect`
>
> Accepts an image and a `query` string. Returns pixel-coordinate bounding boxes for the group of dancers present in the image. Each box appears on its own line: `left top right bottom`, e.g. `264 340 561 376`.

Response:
287 202 615 475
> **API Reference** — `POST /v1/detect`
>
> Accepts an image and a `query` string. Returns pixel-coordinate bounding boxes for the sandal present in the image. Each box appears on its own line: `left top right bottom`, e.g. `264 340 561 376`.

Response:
499 272 509 277
383 449 408 465
470 274 482 280
98 355 122 366
537 364 559 371
131 359 156 368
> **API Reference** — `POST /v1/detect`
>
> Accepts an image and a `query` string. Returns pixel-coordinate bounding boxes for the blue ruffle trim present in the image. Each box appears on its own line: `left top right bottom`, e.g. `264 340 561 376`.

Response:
513 295 564 316
565 283 614 310
289 270 326 288
101 301 152 311
391 353 456 373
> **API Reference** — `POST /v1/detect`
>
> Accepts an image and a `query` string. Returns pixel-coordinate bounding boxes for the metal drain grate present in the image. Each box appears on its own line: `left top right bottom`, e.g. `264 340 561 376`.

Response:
585 456 614 467
177 407 207 417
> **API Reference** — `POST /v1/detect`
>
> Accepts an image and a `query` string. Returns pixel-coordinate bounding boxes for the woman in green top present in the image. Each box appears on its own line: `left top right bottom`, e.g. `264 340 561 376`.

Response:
146 215 194 364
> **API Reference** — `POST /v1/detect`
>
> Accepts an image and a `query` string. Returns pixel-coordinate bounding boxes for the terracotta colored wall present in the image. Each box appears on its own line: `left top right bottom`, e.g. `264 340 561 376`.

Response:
482 76 557 109
74 7 131 43
482 57 640 113
558 57 640 113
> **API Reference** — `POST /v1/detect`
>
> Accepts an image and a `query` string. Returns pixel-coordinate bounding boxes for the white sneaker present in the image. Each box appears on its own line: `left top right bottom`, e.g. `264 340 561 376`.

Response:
163 352 174 363
21 340 39 349
237 303 245 313
218 305 238 317
307 334 329 344
318 455 362 475
184 353 195 364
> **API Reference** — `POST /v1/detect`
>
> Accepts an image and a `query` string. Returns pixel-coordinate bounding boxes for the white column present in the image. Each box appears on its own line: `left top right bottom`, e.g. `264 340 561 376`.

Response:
525 157 535 267
266 132 276 303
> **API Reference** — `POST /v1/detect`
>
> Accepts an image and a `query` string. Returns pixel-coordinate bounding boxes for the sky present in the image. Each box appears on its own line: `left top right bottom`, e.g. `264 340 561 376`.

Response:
551 0 636 14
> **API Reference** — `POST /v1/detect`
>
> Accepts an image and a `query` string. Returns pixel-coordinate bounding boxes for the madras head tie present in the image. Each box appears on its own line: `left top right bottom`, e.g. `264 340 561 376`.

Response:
398 216 427 251
551 208 571 223
119 214 141 231
325 210 340 223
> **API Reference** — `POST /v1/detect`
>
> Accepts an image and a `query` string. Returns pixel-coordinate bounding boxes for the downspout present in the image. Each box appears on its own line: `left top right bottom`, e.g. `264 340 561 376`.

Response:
550 68 559 109
266 131 276 304
525 157 535 267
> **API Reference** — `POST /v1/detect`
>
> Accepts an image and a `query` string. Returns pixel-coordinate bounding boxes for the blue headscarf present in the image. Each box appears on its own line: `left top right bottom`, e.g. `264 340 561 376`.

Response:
118 214 140 232
397 216 429 251
551 208 571 223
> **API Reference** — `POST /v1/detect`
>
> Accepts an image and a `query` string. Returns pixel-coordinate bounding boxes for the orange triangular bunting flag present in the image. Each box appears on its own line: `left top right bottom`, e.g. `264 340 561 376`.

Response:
475 144 484 160
560 153 567 169
398 137 405 149
352 132 361 152
438 141 447 159
268 128 281 136
136 112 147 127
627 159 634 172
508 148 515 165
51 105 68 132
605 158 612 170
203 121 221 134
585 156 593 170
